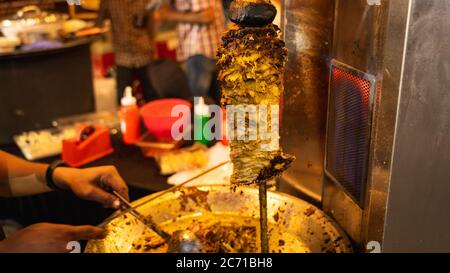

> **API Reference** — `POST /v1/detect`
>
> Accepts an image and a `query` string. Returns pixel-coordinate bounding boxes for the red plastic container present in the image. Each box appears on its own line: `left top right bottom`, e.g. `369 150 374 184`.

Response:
140 99 192 141
62 125 113 167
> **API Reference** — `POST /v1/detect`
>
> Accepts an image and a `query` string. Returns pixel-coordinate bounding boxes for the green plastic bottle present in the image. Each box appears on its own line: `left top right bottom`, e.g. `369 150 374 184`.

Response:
194 97 211 145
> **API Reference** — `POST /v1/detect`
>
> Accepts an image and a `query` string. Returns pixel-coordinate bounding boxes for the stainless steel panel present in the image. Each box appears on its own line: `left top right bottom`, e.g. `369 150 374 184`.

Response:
382 0 450 252
333 0 386 74
323 0 392 247
361 0 410 247
322 176 363 245
280 0 335 201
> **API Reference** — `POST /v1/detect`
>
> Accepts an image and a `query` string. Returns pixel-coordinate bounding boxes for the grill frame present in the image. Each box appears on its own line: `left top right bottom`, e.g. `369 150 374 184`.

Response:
324 59 377 208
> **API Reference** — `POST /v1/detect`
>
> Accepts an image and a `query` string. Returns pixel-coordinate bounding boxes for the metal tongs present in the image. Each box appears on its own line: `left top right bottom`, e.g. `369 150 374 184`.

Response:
112 190 204 253
111 190 171 241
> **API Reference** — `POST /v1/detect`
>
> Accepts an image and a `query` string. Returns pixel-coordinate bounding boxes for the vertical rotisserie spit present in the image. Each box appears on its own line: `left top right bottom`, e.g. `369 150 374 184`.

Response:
218 0 295 252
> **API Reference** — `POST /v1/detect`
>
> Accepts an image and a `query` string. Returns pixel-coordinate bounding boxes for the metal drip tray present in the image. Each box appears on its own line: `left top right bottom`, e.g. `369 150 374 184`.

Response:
86 185 352 253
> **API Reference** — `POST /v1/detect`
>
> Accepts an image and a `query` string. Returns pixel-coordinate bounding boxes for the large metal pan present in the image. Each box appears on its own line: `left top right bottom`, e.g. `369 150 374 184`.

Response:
86 185 352 253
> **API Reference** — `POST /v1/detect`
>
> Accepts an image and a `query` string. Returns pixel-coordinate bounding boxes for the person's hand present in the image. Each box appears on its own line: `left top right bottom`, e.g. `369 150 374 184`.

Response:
0 223 107 253
53 166 129 209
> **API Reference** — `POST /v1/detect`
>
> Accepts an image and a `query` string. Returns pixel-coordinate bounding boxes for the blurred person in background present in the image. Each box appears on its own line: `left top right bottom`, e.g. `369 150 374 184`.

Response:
155 0 226 102
0 150 129 253
96 0 159 104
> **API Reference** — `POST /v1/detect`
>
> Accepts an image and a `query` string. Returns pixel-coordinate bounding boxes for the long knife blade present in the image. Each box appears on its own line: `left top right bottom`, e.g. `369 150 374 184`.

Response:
112 191 170 240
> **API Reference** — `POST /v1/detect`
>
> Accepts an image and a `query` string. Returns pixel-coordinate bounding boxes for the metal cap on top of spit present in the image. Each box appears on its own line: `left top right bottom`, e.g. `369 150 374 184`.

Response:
228 0 277 27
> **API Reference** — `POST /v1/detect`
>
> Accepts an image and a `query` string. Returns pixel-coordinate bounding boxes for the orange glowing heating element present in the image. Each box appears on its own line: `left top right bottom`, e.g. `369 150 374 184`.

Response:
333 67 371 107
326 65 375 204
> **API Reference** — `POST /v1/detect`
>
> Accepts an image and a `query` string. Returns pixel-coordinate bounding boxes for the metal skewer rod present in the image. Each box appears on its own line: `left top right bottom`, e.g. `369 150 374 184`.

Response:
259 181 269 253
99 160 231 227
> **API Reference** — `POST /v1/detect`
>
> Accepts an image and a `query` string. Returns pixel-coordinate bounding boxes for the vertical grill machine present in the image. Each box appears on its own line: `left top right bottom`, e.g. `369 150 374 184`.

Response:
280 0 450 252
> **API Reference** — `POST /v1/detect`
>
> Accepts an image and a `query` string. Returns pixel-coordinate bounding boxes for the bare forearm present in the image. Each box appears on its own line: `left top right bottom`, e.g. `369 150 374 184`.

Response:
0 151 50 197
0 151 129 209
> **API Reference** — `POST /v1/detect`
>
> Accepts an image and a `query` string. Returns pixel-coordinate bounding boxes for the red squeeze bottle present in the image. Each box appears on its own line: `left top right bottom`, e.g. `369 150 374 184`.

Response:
120 86 140 144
